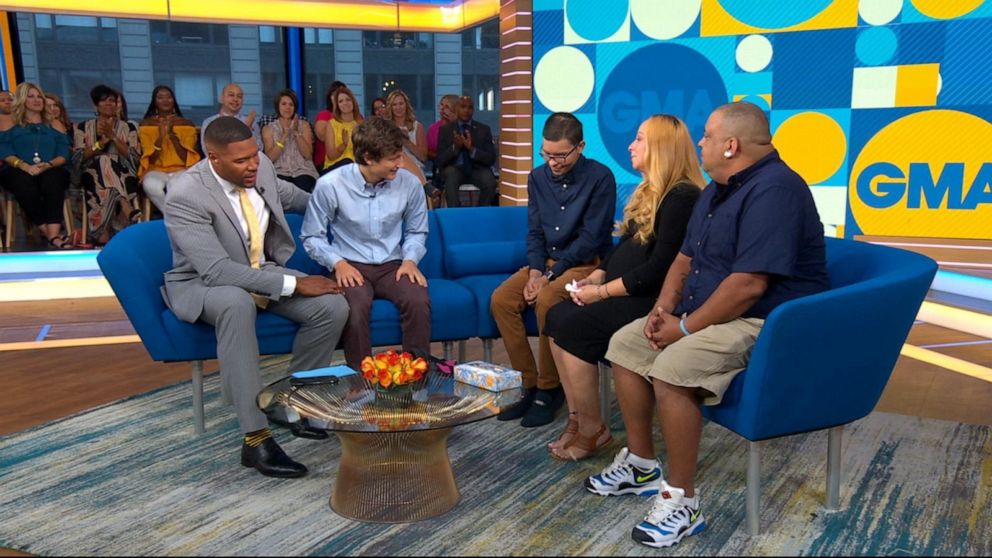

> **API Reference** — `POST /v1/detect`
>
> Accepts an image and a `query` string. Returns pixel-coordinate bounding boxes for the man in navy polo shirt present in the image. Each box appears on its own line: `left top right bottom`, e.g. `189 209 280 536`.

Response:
491 112 616 428
588 102 828 548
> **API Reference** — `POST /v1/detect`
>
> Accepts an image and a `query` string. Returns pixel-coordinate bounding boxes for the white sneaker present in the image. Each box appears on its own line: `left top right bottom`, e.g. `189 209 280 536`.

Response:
631 480 706 548
584 447 662 496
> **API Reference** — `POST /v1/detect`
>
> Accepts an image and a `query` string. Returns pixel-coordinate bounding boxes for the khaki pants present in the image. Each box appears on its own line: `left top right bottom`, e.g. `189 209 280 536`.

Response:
606 315 764 405
490 261 598 390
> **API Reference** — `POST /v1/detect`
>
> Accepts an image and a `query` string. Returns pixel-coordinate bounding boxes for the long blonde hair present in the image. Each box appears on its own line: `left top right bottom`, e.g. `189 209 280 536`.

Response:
385 89 416 130
619 114 705 244
11 82 53 127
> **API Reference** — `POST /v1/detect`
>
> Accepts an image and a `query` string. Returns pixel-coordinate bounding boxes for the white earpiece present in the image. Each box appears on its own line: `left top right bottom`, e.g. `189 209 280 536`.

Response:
723 150 733 158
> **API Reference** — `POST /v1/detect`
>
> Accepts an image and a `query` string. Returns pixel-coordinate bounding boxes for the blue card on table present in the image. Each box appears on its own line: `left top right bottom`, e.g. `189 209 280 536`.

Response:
291 365 357 379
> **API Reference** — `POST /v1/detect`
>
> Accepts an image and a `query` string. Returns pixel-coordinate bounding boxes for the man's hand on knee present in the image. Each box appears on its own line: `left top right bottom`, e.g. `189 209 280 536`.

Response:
523 269 547 305
333 260 365 288
295 275 343 296
395 259 427 287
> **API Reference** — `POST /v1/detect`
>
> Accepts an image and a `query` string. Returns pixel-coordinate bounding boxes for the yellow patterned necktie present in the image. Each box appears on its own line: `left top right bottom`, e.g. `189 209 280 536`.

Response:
237 187 269 309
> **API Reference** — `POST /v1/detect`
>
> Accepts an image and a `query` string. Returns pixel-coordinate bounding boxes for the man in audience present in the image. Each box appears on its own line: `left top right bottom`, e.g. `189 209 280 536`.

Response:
201 83 263 152
435 96 497 207
300 117 430 371
163 117 349 479
491 112 616 427
0 90 12 115
590 102 828 548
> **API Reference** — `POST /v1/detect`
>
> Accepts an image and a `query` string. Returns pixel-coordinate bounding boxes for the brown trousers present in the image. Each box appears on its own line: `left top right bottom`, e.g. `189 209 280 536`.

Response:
337 261 431 370
490 261 598 390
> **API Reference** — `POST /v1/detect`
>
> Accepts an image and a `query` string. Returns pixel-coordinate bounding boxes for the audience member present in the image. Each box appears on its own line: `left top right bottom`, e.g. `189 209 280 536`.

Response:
491 112 616 427
201 83 262 152
138 85 200 212
44 93 73 142
0 90 11 129
0 90 12 115
590 102 828 549
301 117 430 371
163 116 348 478
0 82 72 248
370 97 387 119
427 94 459 160
543 115 702 461
321 86 364 173
262 89 318 193
435 96 497 207
313 80 346 172
385 89 427 184
72 85 141 243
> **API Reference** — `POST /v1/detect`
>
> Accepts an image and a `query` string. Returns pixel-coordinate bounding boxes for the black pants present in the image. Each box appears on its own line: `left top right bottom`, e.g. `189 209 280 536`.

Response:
2 167 69 226
441 164 497 207
278 174 317 194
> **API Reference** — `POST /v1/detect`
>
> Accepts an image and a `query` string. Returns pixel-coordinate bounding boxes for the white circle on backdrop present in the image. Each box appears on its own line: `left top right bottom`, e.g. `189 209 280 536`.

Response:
630 0 701 40
535 46 595 113
859 0 903 25
736 34 773 73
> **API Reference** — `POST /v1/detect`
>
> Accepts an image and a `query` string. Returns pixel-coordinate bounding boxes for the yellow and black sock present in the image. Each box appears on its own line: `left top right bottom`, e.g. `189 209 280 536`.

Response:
244 428 272 448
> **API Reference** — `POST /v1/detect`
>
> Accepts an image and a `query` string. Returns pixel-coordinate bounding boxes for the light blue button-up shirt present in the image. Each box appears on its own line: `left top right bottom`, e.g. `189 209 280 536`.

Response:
301 163 428 270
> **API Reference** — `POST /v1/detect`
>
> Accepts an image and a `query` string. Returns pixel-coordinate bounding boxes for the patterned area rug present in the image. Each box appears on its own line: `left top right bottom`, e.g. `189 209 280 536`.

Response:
1 356 990 556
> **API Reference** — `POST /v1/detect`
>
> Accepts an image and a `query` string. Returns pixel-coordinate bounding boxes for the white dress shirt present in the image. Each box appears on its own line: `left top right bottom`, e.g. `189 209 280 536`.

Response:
209 162 296 296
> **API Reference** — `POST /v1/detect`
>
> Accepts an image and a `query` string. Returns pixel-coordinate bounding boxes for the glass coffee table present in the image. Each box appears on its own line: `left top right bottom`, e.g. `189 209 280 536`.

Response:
258 371 522 523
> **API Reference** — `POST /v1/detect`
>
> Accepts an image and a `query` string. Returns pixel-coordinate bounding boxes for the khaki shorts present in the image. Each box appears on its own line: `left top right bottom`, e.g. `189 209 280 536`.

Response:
605 315 764 406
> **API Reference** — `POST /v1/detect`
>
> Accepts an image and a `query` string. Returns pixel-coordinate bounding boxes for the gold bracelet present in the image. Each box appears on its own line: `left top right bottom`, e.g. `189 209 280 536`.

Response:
152 144 162 151
275 141 286 149
11 158 21 168
93 141 102 151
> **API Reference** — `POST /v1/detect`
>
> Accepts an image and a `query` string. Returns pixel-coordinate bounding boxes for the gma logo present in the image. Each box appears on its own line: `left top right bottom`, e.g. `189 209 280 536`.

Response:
856 162 992 210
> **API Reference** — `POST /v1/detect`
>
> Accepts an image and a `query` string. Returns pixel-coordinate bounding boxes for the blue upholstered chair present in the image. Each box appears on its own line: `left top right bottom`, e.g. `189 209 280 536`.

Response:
97 211 476 433
434 206 538 361
700 237 937 534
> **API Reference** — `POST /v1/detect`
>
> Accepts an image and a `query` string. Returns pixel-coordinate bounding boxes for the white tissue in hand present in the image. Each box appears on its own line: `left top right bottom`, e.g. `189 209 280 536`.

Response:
565 280 580 293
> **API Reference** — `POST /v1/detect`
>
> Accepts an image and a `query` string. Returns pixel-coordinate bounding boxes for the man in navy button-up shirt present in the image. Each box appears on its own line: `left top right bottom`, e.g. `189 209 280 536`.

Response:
599 102 828 548
491 112 616 428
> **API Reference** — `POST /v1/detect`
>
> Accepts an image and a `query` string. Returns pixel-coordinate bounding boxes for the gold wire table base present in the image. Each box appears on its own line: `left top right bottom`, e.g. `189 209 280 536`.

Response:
331 428 459 523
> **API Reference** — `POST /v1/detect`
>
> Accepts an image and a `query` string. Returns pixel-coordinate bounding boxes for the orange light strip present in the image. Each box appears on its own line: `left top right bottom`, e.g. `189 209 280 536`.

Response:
0 0 498 31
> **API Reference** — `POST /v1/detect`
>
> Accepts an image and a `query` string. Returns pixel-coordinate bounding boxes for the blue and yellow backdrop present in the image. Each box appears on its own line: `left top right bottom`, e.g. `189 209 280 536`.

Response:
531 0 992 240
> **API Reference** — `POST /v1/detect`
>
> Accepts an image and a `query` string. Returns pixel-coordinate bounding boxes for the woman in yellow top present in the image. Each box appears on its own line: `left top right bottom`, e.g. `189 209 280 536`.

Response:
138 86 200 212
322 86 363 173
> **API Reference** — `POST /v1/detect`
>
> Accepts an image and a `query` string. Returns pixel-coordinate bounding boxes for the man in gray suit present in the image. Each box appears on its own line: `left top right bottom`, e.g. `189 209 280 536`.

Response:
163 116 349 479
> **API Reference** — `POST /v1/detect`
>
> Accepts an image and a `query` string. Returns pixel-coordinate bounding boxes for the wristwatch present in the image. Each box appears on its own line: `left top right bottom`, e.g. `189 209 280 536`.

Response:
544 269 556 281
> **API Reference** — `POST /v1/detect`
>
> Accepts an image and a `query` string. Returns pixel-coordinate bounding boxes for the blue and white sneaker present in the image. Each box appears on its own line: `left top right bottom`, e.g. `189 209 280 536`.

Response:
585 447 662 496
631 480 706 548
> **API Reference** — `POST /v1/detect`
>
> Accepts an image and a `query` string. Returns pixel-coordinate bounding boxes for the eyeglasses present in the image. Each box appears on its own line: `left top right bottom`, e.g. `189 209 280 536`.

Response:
539 145 577 164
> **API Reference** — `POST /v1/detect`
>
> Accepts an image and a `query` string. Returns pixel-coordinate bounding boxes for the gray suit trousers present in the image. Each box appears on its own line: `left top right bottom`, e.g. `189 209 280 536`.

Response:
199 282 349 434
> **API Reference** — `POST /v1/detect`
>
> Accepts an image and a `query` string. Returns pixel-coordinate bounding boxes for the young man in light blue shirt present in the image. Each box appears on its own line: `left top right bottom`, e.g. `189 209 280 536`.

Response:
301 117 430 370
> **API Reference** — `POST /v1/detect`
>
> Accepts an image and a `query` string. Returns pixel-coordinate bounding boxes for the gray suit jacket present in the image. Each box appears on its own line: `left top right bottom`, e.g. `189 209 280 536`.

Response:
162 155 310 323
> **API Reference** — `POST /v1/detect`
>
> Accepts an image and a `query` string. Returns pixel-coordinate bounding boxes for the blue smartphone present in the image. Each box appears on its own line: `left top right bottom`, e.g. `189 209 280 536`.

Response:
290 365 355 386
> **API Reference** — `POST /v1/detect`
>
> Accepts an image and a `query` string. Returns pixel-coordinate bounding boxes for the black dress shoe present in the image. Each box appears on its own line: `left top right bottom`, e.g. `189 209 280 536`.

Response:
521 386 564 428
498 386 536 421
241 437 308 478
290 420 330 440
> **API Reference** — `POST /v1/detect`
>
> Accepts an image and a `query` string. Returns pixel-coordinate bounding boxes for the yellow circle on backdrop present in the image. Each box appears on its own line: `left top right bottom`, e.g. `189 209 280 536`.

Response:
849 110 992 239
773 112 846 185
910 0 984 19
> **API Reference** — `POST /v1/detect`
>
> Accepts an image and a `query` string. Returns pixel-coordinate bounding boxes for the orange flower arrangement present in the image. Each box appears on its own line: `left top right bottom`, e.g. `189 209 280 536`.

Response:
360 350 428 389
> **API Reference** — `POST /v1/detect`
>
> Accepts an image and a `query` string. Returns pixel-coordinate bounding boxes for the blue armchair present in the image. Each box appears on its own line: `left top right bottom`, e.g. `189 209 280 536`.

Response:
434 206 538 361
701 237 937 534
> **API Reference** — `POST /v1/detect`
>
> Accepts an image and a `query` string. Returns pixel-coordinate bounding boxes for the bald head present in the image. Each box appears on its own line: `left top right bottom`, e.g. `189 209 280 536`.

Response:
714 101 771 147
219 83 245 115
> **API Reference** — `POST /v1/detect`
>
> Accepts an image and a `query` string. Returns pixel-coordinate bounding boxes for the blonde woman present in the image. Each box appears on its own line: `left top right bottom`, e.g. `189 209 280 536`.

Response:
543 114 703 461
321 86 363 173
385 89 427 184
0 82 73 248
